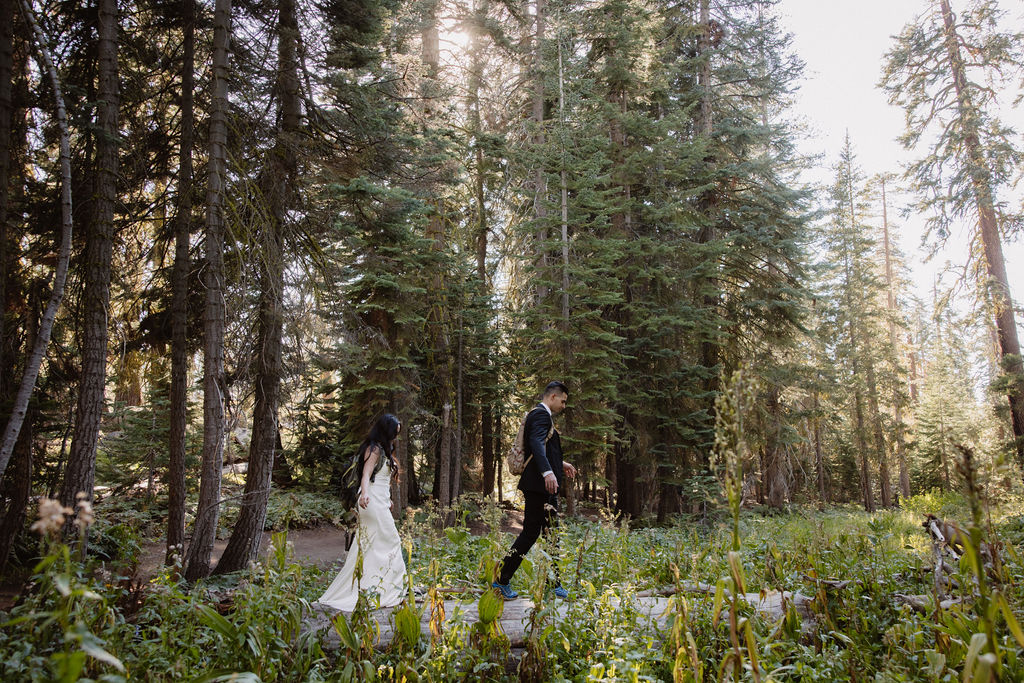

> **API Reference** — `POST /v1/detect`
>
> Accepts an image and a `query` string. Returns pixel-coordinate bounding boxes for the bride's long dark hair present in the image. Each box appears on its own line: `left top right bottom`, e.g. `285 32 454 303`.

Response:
359 413 401 479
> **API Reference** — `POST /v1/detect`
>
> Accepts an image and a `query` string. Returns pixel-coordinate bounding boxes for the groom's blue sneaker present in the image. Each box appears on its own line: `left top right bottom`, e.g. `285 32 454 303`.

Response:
491 581 518 600
553 584 569 599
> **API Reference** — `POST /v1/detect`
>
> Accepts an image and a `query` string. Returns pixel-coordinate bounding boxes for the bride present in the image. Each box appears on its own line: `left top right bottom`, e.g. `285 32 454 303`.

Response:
318 414 406 611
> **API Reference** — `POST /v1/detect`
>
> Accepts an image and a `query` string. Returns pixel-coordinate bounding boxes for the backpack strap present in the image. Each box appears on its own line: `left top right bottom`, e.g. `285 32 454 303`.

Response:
522 406 555 470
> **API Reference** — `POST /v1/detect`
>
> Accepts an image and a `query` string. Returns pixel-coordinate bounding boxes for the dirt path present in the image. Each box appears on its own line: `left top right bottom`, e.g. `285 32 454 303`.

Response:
134 509 528 580
136 526 363 579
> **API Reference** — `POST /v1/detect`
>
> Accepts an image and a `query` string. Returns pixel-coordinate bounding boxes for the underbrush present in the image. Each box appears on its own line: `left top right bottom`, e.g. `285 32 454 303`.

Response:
2 490 1023 681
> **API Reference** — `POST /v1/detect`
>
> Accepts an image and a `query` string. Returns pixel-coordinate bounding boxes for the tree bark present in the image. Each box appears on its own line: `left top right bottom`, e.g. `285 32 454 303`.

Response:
908 331 919 402
0 0 14 394
880 177 910 500
695 0 720 470
852 383 874 512
452 317 464 503
532 0 548 306
813 391 827 503
656 463 676 524
865 355 892 507
0 6 22 570
437 402 452 508
184 0 232 582
613 438 638 518
167 0 195 565
764 387 788 509
558 35 569 339
214 0 297 575
939 0 1024 471
469 1 495 500
60 0 119 516
845 253 872 511
495 409 503 502
420 0 454 511
0 281 37 572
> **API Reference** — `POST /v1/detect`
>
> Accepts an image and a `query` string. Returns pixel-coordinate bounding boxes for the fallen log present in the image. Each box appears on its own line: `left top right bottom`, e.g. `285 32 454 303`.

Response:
305 588 819 650
893 593 964 613
634 581 715 597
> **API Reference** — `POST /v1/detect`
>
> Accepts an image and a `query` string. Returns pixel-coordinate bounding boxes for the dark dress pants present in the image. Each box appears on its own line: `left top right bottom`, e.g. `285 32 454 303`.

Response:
497 490 560 585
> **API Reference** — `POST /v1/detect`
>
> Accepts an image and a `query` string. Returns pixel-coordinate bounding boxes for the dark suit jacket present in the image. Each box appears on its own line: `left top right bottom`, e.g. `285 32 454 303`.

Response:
517 405 565 495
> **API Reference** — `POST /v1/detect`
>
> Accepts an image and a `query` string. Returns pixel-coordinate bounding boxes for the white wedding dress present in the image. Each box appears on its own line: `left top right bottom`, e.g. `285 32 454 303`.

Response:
318 461 407 611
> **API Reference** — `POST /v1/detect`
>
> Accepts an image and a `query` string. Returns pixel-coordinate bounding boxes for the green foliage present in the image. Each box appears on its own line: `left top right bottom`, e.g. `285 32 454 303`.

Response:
217 490 350 535
6 493 1024 680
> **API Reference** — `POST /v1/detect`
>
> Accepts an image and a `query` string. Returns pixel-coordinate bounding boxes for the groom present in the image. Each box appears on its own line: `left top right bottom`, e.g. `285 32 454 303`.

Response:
492 381 577 600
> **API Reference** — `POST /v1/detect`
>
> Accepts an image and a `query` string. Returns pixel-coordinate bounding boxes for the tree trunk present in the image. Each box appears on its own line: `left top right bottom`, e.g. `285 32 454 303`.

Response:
451 318 464 503
847 277 873 511
0 282 38 572
184 0 231 582
614 439 637 518
939 412 950 491
0 0 14 394
557 30 574 518
865 356 892 507
214 0 297 575
495 409 503 502
852 384 874 512
813 391 827 503
167 0 195 565
481 404 494 495
532 0 548 306
695 0 719 470
61 0 119 518
0 405 31 571
420 1 454 511
939 0 1024 471
271 427 292 487
880 177 910 500
0 1 75 479
0 4 19 567
764 387 788 509
469 1 495 501
558 36 570 342
908 331 919 402
437 402 452 508
841 144 873 513
656 463 675 524
394 389 412 511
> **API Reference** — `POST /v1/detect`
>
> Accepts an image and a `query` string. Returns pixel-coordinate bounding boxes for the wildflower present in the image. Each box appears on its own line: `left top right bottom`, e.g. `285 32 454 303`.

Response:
74 492 95 531
30 497 73 537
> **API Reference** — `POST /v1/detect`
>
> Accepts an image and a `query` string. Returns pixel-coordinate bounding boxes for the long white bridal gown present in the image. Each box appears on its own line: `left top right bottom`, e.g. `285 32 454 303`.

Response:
318 461 407 611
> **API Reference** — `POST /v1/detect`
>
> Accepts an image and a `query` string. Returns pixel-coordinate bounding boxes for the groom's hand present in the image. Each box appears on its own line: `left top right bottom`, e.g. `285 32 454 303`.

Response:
544 472 559 494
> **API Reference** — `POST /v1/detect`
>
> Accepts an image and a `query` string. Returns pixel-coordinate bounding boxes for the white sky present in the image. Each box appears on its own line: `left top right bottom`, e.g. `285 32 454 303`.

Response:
777 0 1024 312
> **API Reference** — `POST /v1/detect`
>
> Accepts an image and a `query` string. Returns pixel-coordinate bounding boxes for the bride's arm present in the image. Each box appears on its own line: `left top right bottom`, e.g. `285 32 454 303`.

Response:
359 446 380 508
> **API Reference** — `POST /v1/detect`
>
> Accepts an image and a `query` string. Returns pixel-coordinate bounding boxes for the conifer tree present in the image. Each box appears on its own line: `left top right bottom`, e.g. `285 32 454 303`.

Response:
819 137 895 511
167 0 196 565
882 0 1024 472
915 309 985 491
214 0 302 574
61 0 120 519
185 0 232 581
875 174 913 500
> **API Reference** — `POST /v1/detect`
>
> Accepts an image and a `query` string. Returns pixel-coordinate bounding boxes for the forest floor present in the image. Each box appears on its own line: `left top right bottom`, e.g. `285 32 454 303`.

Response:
6 491 1024 680
133 507 529 579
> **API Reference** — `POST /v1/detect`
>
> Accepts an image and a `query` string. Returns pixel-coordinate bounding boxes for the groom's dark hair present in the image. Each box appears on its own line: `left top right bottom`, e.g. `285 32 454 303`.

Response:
544 380 568 397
